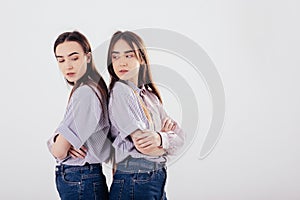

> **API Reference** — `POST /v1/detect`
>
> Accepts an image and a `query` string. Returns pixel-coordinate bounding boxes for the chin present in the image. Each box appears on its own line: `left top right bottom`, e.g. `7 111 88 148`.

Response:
66 78 75 83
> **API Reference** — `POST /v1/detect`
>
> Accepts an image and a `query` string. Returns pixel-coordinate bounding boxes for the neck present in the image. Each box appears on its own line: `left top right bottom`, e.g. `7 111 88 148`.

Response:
128 77 138 87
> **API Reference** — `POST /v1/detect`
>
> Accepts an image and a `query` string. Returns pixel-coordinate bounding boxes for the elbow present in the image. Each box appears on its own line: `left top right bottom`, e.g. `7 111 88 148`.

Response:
179 131 186 147
51 146 68 160
176 133 185 149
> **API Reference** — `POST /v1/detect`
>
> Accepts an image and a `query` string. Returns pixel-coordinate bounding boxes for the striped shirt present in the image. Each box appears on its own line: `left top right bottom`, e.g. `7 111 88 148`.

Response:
109 80 185 164
47 84 112 165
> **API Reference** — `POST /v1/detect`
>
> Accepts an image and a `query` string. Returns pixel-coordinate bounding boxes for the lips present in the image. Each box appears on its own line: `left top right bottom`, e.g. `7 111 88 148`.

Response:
66 72 75 76
119 69 128 73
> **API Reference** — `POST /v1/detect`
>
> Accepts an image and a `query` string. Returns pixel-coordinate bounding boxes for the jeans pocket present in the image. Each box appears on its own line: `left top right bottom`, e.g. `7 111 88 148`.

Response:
62 171 81 185
109 179 124 200
56 174 81 200
133 171 165 199
134 171 155 183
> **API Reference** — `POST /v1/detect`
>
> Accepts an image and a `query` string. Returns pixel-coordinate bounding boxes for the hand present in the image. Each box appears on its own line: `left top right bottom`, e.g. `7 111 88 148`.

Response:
131 130 165 156
131 129 161 148
68 146 87 159
161 117 176 132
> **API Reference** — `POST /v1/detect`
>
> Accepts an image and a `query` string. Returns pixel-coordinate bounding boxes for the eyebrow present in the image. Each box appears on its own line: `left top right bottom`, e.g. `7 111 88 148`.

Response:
55 52 79 58
112 50 135 54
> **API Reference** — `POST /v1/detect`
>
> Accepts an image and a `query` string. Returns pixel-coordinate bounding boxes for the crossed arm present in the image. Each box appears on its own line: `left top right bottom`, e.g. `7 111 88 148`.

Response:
51 134 87 160
68 117 176 158
49 86 100 160
130 117 176 156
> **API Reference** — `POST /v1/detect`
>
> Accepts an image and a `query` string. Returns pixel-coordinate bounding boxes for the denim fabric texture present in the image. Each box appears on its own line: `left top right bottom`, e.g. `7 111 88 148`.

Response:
109 157 167 200
55 163 108 200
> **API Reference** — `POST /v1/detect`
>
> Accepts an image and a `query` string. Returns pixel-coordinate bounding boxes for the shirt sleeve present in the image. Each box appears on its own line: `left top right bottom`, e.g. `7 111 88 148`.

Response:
55 85 102 149
155 98 186 156
109 83 147 149
46 134 57 157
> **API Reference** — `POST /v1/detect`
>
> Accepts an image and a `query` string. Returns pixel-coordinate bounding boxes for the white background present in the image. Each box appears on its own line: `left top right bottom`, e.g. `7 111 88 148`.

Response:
0 0 299 199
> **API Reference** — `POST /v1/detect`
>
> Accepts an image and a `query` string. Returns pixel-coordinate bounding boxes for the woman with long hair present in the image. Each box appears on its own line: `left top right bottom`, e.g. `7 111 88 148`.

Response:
47 31 111 200
107 30 185 200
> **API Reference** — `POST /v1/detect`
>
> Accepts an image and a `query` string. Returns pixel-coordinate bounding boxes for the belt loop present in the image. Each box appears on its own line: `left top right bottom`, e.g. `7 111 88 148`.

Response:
60 164 64 173
155 162 159 171
125 157 129 168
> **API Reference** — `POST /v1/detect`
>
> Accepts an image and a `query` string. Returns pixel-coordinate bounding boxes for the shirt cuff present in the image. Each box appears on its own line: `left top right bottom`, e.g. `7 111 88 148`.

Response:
157 131 174 149
46 134 57 154
117 121 146 140
56 124 82 149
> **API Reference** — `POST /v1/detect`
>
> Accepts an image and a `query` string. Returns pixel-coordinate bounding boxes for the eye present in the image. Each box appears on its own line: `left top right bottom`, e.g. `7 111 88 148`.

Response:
112 54 119 60
71 57 79 61
126 53 135 58
57 59 64 63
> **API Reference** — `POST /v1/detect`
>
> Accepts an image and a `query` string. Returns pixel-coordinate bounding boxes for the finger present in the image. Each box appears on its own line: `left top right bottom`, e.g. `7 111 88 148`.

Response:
137 135 160 147
166 118 172 125
162 118 168 129
171 124 176 131
168 122 174 130
141 143 156 150
163 119 170 130
138 140 153 148
72 148 86 157
80 146 87 152
133 134 147 141
132 130 148 140
69 149 84 159
166 119 174 130
163 118 171 129
69 150 85 159
136 137 151 146
69 151 77 159
136 132 156 143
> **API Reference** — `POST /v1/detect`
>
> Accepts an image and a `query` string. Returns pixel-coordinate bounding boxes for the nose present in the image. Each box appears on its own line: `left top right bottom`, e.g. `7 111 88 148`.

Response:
118 55 127 67
65 60 73 70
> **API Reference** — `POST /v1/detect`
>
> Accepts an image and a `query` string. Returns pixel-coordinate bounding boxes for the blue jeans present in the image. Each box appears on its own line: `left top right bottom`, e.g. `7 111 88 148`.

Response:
109 157 167 200
55 163 108 200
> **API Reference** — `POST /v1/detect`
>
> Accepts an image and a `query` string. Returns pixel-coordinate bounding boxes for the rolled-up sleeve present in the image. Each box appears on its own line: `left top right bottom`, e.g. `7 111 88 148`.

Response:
46 134 56 155
109 83 147 149
55 85 101 149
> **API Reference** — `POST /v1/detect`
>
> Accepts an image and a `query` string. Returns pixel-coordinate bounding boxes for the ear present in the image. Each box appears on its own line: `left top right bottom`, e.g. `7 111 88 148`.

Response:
86 52 92 63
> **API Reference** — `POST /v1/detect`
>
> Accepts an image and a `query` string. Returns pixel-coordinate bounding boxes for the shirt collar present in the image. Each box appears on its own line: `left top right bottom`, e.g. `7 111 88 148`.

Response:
122 80 145 95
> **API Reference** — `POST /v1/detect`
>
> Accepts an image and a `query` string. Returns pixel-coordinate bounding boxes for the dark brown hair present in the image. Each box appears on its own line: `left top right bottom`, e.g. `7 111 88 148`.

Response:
107 31 162 103
54 31 108 109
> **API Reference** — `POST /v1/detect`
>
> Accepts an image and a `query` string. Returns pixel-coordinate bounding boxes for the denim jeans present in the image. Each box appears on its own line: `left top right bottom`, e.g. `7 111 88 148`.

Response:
109 157 167 200
55 163 108 200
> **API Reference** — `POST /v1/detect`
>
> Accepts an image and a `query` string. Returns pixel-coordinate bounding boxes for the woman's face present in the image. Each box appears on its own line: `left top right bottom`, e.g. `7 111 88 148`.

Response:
55 41 89 84
111 39 141 86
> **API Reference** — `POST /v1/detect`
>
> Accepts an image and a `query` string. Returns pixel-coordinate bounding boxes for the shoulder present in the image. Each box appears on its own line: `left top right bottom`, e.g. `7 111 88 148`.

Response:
72 84 98 101
111 81 132 94
109 81 137 107
110 81 135 98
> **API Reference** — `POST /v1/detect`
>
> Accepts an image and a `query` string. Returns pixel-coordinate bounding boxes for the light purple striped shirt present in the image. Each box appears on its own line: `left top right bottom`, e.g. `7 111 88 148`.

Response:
109 80 185 164
47 84 112 165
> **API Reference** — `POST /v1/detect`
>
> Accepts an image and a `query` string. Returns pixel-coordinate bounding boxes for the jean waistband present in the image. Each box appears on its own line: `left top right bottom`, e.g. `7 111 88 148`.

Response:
117 157 165 173
56 163 101 173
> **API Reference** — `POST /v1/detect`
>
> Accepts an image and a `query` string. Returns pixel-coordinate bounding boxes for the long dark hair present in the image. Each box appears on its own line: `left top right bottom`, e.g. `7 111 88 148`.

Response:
54 31 108 109
107 31 162 104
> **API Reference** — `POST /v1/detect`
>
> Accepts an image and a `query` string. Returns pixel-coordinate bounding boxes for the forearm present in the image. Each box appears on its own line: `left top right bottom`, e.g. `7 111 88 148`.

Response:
138 146 166 156
51 134 72 160
131 130 165 156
